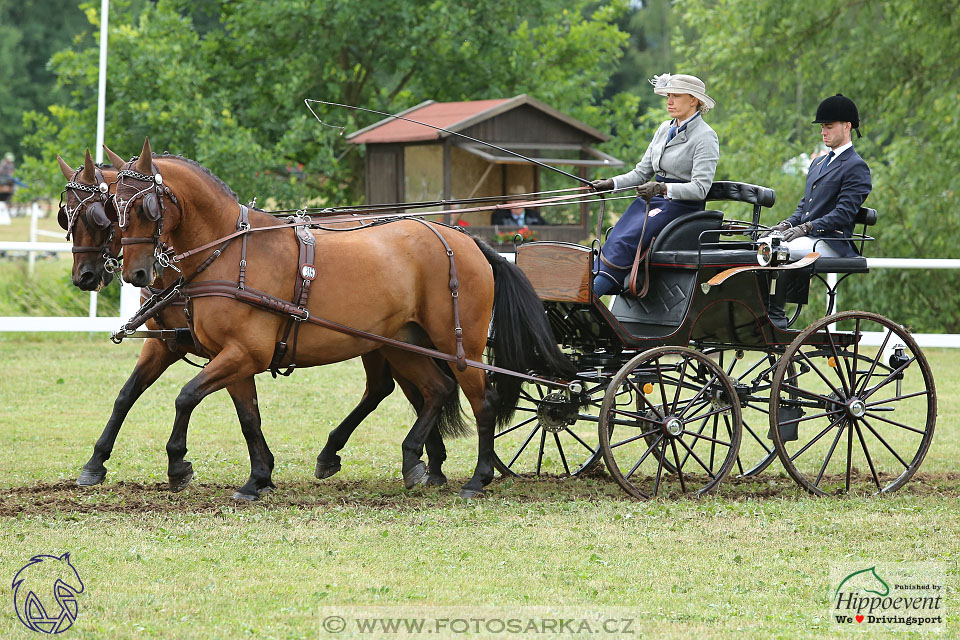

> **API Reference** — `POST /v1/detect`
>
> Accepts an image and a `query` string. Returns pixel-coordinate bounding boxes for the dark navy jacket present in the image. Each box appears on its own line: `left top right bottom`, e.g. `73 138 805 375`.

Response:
786 146 872 257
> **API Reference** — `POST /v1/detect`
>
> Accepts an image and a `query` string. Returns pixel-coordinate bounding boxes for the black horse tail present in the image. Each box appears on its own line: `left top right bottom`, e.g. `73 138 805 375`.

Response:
471 236 577 426
434 358 471 439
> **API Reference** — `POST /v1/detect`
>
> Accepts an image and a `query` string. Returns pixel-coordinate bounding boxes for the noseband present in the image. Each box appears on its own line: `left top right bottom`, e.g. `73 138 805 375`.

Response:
115 160 183 271
61 166 121 273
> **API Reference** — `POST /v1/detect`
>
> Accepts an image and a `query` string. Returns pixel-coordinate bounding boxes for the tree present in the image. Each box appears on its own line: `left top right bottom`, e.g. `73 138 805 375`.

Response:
674 0 960 332
20 0 641 215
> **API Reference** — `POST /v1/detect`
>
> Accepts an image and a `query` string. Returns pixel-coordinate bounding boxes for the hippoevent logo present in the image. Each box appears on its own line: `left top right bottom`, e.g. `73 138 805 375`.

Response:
11 553 85 634
831 563 945 632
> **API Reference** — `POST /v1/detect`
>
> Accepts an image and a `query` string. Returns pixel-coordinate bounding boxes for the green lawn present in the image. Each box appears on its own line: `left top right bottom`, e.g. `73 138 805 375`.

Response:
0 338 956 639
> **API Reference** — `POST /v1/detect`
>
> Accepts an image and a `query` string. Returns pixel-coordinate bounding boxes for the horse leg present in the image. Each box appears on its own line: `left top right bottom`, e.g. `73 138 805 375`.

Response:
315 352 396 480
164 347 259 495
227 376 276 501
78 340 181 486
456 368 499 499
382 351 458 489
392 371 449 486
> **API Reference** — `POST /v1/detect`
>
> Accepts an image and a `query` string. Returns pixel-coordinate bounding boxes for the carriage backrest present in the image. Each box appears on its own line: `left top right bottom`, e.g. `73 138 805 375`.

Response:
705 181 776 208
649 211 723 252
855 207 877 226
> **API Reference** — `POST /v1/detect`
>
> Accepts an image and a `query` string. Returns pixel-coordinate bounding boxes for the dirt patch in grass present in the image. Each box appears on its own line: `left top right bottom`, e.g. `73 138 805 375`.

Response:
2 470 958 517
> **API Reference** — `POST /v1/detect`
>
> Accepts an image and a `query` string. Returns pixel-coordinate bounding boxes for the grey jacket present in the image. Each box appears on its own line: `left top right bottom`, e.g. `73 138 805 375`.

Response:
611 115 720 201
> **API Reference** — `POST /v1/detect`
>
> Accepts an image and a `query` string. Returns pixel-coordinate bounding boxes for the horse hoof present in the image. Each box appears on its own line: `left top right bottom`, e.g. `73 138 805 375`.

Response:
76 468 107 487
403 462 428 489
168 469 194 493
315 460 342 480
425 473 448 487
458 488 485 499
233 490 258 502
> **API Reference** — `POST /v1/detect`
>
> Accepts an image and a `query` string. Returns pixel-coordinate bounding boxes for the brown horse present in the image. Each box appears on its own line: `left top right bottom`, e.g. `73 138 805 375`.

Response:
114 137 573 499
59 147 456 494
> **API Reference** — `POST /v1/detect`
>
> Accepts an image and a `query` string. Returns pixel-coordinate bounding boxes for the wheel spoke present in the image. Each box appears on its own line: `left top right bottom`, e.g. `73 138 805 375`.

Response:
684 430 732 447
676 436 717 478
862 411 928 435
861 356 917 402
554 432 571 475
535 428 547 475
507 423 540 468
778 406 845 427
814 421 846 487
611 428 662 449
724 414 742 475
856 327 893 396
866 389 930 406
854 421 882 490
860 416 910 469
845 417 854 492
787 414 845 462
562 426 598 455
670 438 687 492
823 326 852 396
608 406 661 425
625 434 662 480
672 356 690 413
742 416 773 453
780 380 844 407
796 349 845 399
652 437 667 497
496 415 537 439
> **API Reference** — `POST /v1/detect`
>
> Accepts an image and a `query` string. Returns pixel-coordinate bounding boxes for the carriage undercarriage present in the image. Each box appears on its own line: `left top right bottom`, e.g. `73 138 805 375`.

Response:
493 181 936 498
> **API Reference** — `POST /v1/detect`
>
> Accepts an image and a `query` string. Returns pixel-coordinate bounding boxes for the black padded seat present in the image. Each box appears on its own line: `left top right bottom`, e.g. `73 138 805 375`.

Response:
650 210 723 252
810 257 869 274
650 249 760 268
706 181 776 207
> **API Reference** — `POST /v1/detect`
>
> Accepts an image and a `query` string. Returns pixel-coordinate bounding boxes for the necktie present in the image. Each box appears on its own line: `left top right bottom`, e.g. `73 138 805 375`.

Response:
667 124 678 143
818 150 835 175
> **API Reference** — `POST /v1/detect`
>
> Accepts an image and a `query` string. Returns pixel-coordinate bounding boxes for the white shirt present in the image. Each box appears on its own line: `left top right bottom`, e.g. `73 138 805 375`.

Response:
826 141 852 165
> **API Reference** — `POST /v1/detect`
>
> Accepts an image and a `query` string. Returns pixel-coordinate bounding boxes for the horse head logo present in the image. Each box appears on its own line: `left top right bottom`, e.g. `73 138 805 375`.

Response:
835 566 890 598
11 553 85 634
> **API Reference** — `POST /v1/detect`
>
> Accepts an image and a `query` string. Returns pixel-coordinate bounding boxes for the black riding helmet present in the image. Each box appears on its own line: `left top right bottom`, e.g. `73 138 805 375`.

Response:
813 93 861 137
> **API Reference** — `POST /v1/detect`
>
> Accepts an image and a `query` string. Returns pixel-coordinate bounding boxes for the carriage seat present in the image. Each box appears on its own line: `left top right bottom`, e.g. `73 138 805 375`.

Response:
809 206 877 275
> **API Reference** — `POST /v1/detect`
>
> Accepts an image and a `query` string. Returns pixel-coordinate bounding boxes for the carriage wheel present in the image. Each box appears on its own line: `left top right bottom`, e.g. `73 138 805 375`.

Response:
599 346 742 499
769 311 937 496
493 381 604 477
700 348 798 478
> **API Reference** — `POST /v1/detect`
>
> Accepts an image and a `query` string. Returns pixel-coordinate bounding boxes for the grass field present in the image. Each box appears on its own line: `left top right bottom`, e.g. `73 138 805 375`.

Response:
0 337 956 639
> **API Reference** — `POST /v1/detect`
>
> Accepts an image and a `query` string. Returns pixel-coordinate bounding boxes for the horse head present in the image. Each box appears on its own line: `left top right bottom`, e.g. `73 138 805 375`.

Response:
114 137 239 287
57 148 120 291
114 137 191 287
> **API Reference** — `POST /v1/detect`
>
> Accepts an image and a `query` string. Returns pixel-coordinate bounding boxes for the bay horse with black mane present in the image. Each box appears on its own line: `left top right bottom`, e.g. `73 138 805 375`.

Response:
59 146 458 495
113 138 573 499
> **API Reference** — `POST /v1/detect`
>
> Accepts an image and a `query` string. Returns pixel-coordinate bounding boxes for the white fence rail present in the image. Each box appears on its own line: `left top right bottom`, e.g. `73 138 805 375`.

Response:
0 240 958 346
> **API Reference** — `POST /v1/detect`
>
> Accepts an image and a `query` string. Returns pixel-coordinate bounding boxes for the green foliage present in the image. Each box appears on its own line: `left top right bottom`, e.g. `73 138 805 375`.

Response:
675 0 960 332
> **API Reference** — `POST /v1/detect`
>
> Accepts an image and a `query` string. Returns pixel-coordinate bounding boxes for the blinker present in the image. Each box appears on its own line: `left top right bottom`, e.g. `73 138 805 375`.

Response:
57 207 69 230
142 192 161 221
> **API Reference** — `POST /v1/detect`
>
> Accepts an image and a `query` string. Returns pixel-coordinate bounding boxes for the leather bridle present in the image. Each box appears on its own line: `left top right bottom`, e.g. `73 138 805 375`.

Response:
59 166 120 273
114 159 183 272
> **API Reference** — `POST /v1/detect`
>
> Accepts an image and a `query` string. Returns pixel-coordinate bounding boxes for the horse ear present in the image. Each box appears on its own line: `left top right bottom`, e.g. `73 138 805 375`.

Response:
103 145 126 170
57 155 75 179
135 138 153 174
80 149 96 183
85 201 111 230
142 192 161 221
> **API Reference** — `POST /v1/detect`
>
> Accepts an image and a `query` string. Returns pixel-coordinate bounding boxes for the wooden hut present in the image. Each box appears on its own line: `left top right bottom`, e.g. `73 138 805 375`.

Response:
346 94 623 244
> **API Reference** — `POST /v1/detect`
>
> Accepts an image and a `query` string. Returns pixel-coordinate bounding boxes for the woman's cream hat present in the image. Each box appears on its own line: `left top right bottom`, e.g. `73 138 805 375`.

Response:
650 74 715 111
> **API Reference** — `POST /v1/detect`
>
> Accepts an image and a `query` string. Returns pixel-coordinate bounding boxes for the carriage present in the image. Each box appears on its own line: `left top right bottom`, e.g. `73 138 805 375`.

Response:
60 141 936 501
493 180 936 498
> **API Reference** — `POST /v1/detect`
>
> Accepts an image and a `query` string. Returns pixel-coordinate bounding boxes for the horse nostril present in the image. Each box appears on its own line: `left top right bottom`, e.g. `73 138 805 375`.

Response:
133 269 149 285
77 271 97 290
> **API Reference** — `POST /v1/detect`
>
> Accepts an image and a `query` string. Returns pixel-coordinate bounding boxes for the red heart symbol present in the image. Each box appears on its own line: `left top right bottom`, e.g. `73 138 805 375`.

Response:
856 615 864 623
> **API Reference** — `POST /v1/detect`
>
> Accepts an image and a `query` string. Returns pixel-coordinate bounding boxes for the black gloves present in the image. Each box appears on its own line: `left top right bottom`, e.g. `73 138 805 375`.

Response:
782 222 813 242
759 220 792 238
591 178 614 191
636 181 667 200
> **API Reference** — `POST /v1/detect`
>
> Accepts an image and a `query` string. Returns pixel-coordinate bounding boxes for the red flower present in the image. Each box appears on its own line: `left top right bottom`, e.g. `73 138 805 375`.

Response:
455 219 471 227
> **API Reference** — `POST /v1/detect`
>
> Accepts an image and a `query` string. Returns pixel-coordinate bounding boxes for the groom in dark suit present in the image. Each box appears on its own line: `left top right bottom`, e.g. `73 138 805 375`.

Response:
765 94 872 327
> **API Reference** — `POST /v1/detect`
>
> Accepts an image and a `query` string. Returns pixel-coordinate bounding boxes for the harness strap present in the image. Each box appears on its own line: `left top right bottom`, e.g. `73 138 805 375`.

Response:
268 216 316 377
180 282 567 389
407 218 467 371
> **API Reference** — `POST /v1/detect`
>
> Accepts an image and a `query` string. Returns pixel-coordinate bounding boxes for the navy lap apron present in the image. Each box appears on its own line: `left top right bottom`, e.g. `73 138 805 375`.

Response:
597 176 706 282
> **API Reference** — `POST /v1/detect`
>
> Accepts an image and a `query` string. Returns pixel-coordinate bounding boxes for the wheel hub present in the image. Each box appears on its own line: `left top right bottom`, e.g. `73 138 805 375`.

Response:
663 417 684 437
537 392 577 433
846 397 867 418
